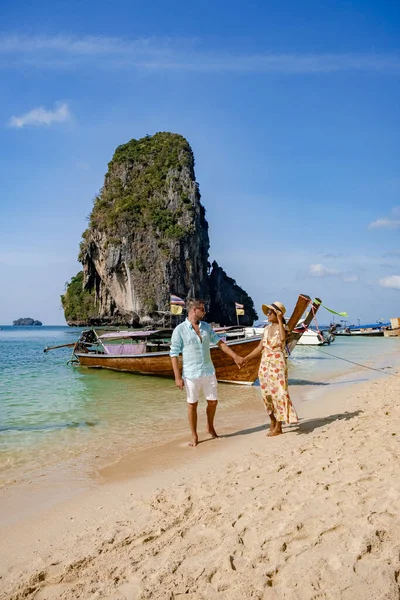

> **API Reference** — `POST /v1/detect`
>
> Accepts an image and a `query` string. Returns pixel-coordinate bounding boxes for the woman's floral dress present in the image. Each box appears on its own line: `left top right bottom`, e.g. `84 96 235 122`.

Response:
259 325 298 424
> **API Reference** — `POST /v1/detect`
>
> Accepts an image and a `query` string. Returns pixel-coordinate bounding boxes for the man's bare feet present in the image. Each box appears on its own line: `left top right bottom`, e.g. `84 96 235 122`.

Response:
208 427 219 439
188 435 198 447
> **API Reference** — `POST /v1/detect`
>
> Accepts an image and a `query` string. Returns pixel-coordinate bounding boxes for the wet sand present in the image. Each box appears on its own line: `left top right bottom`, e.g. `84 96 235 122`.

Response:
1 362 400 599
0 359 371 529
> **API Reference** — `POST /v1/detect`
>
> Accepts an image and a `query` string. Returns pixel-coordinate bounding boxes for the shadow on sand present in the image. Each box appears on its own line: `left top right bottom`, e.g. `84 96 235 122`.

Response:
289 378 368 386
219 424 268 440
289 379 330 386
218 410 363 441
295 410 363 434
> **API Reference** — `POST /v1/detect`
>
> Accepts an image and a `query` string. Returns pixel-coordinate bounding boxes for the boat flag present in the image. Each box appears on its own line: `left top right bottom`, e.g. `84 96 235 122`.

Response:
322 305 348 317
170 294 185 306
170 304 183 315
235 302 245 316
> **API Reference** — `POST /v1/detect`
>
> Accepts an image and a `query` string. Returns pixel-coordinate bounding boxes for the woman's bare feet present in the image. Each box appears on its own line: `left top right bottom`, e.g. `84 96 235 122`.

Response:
188 435 199 447
267 415 277 436
269 422 283 437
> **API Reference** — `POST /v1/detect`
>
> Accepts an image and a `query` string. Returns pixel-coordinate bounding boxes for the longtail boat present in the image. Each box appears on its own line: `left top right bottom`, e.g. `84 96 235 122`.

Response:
72 329 262 385
44 294 323 385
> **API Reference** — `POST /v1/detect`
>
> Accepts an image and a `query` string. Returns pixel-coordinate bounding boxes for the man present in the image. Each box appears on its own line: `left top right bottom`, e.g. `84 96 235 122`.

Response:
170 298 245 447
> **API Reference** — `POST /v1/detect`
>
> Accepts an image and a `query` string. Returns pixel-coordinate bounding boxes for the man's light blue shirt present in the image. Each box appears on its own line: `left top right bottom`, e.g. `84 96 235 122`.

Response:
169 319 221 379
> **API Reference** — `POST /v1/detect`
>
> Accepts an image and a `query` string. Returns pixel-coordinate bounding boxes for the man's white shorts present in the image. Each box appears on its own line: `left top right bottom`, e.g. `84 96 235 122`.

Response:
184 374 218 404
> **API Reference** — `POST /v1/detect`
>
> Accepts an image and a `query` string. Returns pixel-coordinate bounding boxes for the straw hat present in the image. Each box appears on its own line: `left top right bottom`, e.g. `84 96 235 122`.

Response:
262 301 286 317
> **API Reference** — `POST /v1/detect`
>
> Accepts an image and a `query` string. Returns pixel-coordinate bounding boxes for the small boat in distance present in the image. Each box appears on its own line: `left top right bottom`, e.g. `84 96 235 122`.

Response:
334 322 387 337
217 323 328 346
245 318 334 346
293 320 334 345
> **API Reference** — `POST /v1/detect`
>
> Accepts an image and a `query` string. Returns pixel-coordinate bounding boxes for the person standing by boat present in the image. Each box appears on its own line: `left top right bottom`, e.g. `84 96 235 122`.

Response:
244 301 298 437
170 298 245 447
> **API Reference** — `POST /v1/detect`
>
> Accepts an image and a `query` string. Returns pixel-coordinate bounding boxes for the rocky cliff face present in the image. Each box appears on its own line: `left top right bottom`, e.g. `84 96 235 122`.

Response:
63 132 257 326
208 261 257 326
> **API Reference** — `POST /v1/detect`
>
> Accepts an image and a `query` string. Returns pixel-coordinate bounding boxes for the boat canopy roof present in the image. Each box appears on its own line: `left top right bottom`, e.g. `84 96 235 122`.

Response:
96 325 254 340
97 330 160 340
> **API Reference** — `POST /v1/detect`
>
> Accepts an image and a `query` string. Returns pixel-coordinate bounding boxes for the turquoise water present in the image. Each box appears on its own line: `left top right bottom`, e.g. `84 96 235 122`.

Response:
1 326 399 486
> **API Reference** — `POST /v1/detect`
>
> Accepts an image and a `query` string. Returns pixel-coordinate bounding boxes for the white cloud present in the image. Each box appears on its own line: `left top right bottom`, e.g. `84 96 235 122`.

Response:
8 102 71 128
1 34 400 74
309 263 358 283
309 263 339 277
379 275 400 290
368 206 400 230
369 218 400 230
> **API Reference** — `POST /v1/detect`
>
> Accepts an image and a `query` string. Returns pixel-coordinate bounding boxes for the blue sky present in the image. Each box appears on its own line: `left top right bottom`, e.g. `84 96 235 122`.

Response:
0 0 399 325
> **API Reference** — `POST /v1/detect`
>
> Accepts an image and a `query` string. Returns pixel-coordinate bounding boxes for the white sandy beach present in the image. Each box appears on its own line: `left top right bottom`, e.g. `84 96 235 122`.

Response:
1 370 400 600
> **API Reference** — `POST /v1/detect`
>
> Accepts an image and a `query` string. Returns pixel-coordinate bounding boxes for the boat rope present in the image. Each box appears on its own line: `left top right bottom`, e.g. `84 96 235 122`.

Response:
290 304 324 343
310 303 320 333
310 304 326 342
312 346 400 378
295 307 399 377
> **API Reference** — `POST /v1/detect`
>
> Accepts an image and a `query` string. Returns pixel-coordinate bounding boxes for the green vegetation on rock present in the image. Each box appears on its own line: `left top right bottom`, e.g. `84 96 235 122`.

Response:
111 132 192 168
80 132 196 256
61 272 98 323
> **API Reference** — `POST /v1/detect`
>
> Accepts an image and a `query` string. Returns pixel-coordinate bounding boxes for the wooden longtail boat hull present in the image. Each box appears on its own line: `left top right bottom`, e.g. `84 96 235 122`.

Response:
73 293 322 384
75 337 262 385
286 294 311 332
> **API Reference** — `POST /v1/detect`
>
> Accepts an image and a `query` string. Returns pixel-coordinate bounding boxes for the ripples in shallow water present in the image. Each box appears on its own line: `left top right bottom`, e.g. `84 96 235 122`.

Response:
1 326 399 484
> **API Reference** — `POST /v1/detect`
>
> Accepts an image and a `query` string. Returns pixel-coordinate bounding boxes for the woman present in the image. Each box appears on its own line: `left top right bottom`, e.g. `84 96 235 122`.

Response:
245 301 298 436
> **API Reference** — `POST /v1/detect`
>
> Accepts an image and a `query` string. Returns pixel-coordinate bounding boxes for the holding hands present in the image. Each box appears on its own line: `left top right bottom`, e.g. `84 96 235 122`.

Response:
234 354 246 369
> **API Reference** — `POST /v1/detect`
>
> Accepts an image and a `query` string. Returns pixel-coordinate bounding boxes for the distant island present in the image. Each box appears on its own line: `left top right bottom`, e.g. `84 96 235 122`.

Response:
12 318 43 326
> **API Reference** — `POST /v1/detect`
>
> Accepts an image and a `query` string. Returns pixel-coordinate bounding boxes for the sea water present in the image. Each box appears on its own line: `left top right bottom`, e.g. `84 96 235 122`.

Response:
1 325 399 487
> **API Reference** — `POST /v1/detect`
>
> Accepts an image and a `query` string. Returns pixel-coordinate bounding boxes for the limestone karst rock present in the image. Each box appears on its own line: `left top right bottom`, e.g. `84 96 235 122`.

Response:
62 132 257 326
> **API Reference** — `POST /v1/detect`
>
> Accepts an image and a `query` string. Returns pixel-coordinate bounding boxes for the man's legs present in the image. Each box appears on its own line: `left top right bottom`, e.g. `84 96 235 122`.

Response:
187 401 199 447
206 400 218 438
184 375 218 445
204 374 219 439
185 378 200 447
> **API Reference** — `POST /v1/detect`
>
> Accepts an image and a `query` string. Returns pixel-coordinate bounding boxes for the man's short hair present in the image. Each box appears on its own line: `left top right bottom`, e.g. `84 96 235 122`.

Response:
187 298 206 312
